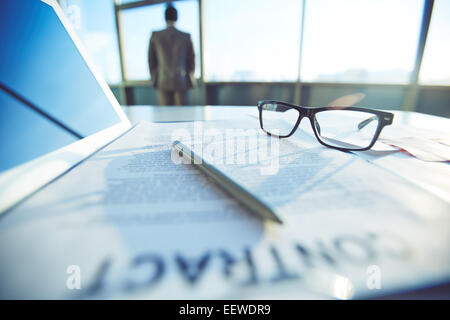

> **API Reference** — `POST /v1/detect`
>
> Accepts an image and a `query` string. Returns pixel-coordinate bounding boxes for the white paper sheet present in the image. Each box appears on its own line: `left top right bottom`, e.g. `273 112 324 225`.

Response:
379 123 450 162
0 120 448 299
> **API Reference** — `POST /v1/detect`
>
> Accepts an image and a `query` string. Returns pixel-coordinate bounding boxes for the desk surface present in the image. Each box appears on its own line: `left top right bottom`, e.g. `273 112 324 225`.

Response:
122 105 255 124
122 105 450 131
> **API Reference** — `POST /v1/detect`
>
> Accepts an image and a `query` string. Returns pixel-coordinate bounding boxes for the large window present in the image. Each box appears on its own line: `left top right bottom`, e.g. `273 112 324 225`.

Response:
419 0 450 85
59 0 121 84
203 0 302 82
300 0 423 84
120 0 200 81
58 0 449 88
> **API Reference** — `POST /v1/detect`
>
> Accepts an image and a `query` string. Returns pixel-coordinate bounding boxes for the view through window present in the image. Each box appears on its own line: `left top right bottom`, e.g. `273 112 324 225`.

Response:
59 0 448 87
203 0 302 82
120 0 200 81
59 0 121 84
300 0 424 84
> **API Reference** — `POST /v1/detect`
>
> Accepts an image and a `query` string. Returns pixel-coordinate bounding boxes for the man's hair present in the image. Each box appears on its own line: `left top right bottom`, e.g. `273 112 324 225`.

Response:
165 5 178 22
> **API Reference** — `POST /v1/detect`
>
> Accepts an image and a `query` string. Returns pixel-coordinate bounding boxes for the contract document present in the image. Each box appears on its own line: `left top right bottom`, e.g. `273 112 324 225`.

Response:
0 120 448 299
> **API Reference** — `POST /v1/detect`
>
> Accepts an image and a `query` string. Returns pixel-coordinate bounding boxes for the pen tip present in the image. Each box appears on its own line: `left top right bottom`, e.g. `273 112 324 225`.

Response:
270 215 283 225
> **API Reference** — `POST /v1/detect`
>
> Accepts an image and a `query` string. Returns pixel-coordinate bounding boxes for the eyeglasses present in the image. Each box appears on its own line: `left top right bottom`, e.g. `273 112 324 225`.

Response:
257 100 394 151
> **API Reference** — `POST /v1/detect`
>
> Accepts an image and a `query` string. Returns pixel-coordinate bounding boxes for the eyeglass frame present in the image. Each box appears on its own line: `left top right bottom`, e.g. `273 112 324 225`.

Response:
257 100 394 151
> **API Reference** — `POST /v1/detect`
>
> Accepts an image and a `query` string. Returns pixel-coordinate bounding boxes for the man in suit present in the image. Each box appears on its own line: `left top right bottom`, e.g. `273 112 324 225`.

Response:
148 5 195 106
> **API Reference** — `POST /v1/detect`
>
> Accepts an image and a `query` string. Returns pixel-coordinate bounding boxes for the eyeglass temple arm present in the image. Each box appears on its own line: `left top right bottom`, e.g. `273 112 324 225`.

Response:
357 115 378 131
314 118 321 135
274 105 291 112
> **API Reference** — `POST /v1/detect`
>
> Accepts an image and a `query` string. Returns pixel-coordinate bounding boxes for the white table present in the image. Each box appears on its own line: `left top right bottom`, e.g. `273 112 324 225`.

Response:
122 105 449 128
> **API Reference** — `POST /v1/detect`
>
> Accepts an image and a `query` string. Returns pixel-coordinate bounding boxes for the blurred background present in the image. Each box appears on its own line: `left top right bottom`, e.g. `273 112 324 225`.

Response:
57 0 449 117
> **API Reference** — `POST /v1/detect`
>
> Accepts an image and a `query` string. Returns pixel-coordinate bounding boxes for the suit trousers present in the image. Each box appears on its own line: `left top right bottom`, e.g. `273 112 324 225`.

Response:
158 90 188 106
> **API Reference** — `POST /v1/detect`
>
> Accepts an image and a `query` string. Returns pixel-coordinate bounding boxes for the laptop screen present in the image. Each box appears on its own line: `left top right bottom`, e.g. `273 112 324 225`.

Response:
0 0 122 173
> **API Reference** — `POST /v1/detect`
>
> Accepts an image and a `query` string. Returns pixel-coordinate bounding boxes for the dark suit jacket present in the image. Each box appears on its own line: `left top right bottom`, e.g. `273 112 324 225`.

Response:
148 26 195 91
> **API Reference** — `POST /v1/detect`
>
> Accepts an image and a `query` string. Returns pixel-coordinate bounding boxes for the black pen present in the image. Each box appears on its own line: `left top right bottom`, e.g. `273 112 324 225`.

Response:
172 140 283 224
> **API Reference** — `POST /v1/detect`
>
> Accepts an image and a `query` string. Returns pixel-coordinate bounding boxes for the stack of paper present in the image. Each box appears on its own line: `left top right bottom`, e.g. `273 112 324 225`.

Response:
0 120 448 299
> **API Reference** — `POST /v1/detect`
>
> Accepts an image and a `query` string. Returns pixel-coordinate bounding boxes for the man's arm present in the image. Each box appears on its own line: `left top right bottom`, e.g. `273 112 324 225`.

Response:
148 33 158 87
186 34 195 75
